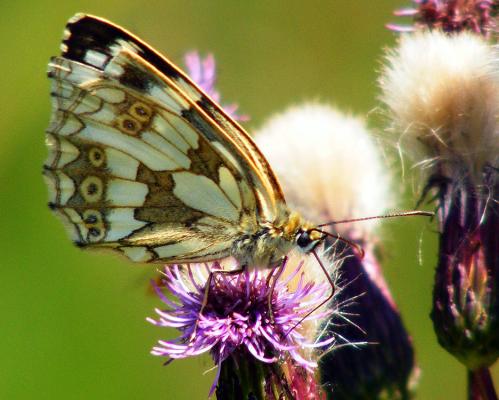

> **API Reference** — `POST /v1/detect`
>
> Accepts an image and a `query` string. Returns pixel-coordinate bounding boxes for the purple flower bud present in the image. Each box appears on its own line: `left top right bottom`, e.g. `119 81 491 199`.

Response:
319 244 418 400
430 166 499 370
148 261 335 397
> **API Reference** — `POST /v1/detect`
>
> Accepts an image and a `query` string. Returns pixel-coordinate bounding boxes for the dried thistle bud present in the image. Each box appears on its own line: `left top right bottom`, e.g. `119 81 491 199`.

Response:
256 104 418 399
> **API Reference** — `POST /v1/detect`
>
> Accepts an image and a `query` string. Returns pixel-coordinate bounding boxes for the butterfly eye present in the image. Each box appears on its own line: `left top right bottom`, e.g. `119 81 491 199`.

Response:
296 231 312 248
296 230 323 253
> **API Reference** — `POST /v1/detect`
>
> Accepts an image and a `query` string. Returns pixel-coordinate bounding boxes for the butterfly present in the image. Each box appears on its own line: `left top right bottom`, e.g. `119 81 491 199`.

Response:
44 14 350 285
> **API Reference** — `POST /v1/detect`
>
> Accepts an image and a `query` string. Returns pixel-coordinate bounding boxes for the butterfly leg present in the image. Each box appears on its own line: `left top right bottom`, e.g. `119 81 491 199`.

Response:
190 265 247 341
267 256 288 325
284 250 336 336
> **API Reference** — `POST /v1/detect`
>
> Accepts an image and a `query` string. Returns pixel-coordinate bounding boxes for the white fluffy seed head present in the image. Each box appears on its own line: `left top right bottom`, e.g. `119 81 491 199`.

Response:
255 103 392 238
379 31 499 179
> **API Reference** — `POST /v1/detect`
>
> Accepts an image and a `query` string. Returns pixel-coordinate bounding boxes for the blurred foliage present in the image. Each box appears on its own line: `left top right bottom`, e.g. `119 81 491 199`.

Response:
0 1 496 399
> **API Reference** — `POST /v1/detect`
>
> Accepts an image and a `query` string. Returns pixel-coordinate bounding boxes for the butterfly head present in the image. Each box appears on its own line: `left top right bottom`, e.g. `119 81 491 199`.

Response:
295 228 325 254
279 211 325 255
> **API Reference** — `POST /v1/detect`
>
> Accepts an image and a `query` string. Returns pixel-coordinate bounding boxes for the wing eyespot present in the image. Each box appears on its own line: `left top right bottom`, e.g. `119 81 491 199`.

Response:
82 209 106 242
88 147 106 167
129 101 152 122
116 115 141 135
80 176 104 202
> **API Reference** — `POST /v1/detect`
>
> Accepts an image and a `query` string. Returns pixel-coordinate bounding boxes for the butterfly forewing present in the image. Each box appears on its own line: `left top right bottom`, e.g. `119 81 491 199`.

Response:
60 13 285 219
45 14 285 263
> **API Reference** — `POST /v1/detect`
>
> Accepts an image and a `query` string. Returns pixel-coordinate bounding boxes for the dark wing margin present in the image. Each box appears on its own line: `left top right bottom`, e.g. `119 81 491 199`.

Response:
61 13 285 216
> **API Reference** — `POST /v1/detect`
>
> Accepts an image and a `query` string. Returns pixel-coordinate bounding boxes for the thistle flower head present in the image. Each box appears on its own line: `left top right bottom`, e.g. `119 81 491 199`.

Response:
184 52 249 122
388 0 497 37
148 261 335 395
380 26 499 373
380 30 499 180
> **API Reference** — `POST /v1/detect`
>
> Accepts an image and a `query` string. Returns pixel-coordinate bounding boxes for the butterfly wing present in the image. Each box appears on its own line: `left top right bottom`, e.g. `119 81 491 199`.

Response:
60 13 285 216
45 14 284 263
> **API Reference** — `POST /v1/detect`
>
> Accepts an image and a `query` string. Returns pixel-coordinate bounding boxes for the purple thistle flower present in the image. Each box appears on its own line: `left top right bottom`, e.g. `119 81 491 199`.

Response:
387 0 497 37
184 52 249 122
148 260 334 397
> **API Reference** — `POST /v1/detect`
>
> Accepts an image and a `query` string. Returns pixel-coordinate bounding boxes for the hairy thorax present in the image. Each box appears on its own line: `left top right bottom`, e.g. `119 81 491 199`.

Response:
231 210 316 268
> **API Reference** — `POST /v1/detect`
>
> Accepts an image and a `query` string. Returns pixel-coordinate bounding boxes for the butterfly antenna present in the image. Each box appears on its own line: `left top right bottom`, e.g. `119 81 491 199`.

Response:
313 229 365 259
284 250 335 336
283 212 434 336
317 210 434 228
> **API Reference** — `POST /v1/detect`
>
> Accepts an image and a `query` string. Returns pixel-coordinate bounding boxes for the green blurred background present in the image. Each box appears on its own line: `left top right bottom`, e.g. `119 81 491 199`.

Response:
1 1 497 399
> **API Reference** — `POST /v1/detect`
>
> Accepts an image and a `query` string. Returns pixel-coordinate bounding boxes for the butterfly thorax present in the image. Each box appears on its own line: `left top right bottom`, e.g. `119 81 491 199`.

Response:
231 209 320 268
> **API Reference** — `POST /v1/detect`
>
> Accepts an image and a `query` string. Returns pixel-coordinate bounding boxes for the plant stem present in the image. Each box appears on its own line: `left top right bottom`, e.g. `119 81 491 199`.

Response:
216 353 295 400
468 367 498 400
